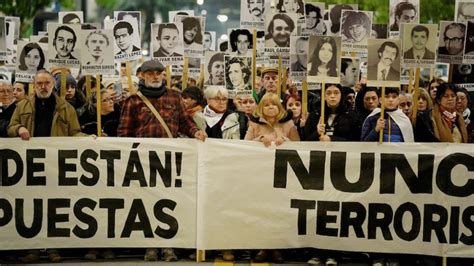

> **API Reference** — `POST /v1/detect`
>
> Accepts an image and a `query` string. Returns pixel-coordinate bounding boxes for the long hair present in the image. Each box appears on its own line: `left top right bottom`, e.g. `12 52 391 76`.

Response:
182 17 203 44
18 42 45 71
225 57 251 90
309 37 338 77
253 93 287 122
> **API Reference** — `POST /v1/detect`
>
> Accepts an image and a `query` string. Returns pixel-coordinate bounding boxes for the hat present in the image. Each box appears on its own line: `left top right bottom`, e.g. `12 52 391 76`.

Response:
140 60 165 73
260 67 278 77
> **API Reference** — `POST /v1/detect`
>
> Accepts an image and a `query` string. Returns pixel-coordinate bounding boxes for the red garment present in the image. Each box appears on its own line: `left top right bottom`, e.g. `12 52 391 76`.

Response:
117 89 198 138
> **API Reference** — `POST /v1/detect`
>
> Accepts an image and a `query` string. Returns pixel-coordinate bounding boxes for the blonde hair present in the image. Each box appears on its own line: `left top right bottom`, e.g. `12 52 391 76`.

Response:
253 93 287 121
416 88 433 110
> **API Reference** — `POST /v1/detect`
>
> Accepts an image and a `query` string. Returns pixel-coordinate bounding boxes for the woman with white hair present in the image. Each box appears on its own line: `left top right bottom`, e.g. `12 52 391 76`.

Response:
203 86 240 139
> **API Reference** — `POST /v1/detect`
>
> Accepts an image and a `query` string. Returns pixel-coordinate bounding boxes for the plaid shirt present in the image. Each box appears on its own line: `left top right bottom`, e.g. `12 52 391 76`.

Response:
117 89 198 138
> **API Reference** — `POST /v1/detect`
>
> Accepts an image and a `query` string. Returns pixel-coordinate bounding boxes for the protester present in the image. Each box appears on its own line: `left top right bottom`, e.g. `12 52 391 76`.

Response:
202 86 240 140
284 90 307 140
355 85 380 123
181 86 206 131
427 78 445 101
304 83 360 142
414 83 468 143
399 91 412 117
0 80 15 137
55 73 86 110
361 87 414 142
414 88 433 112
455 87 473 142
78 89 120 136
12 81 29 102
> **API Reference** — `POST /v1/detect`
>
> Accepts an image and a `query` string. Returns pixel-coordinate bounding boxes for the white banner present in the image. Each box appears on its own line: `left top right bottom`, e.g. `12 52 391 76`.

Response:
0 138 197 249
197 139 474 258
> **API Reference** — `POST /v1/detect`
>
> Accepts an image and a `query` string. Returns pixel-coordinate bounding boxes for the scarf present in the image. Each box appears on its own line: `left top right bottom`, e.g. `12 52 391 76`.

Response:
439 105 457 131
187 105 203 117
203 105 224 128
367 108 414 142
139 79 166 98
463 108 471 126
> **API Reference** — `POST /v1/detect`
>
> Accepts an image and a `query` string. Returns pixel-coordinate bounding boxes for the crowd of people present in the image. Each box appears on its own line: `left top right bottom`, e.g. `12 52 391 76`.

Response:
0 54 473 265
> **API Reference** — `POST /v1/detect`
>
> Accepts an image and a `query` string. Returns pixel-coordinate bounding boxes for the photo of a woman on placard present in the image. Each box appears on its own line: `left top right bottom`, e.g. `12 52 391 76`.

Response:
18 42 45 72
308 36 338 77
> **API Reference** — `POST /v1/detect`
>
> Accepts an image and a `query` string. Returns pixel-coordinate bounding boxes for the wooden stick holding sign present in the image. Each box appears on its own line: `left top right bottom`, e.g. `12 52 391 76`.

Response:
126 62 134 94
29 83 34 96
252 29 257 93
85 75 92 98
379 86 385 144
166 65 171 89
61 69 67 98
320 82 325 123
410 68 421 124
182 57 189 90
96 74 102 137
302 79 308 115
277 55 282 98
429 67 434 81
198 63 205 89
408 67 413 94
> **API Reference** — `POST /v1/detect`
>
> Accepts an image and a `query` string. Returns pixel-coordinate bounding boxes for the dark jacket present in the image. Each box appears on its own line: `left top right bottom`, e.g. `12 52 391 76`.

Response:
79 104 121 136
0 101 16 137
304 105 361 141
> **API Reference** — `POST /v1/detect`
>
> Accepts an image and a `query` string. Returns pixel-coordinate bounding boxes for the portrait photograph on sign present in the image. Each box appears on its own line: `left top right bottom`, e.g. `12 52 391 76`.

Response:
455 0 474 23
326 4 357 36
437 21 466 64
463 21 474 63
80 29 115 75
15 41 46 82
228 28 253 56
340 57 360 88
452 63 474 84
389 0 419 34
224 55 253 98
367 39 401 87
264 11 298 53
0 68 12 82
175 16 205 57
302 2 326 36
114 11 141 33
59 11 83 24
204 51 226 86
240 0 268 29
340 10 372 52
307 35 341 83
203 31 216 51
275 0 305 24
47 23 81 67
290 36 308 80
108 17 141 62
0 17 6 60
151 23 184 66
401 23 438 67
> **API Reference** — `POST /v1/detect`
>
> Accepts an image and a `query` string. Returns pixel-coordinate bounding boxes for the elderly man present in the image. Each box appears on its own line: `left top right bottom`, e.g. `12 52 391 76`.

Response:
403 25 435 59
0 80 15 137
265 13 295 47
439 22 466 56
8 70 85 139
117 60 206 139
257 67 280 100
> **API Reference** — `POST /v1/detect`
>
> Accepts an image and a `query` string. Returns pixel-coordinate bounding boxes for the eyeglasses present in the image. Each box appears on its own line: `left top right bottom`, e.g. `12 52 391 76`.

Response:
101 98 114 103
0 89 13 94
444 37 463 43
210 97 228 103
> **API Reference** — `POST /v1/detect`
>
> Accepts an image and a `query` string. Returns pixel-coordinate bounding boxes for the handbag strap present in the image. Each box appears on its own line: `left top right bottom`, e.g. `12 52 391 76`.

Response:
137 91 173 138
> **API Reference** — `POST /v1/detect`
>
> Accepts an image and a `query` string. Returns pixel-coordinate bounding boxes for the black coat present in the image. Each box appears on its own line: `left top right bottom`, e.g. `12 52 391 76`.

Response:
304 105 361 141
0 101 16 137
78 104 121 136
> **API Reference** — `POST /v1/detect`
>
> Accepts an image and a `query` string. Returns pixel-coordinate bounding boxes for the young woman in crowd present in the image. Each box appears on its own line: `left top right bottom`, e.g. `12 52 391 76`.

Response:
414 83 468 143
284 91 307 140
12 81 29 102
455 87 473 142
305 83 360 142
181 86 206 131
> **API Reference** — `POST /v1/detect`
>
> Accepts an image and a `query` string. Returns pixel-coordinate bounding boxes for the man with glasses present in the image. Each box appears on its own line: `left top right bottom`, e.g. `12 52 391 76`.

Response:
0 80 15 137
439 22 466 56
7 70 85 139
117 59 207 140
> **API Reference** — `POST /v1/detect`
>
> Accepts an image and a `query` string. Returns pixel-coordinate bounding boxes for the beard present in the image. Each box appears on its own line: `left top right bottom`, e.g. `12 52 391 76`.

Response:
145 79 163 89
36 89 53 99
273 33 290 47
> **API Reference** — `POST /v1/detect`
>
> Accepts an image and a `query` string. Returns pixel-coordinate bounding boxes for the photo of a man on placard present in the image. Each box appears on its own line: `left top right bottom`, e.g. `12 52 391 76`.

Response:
290 36 308 72
53 25 78 59
203 31 215 51
153 23 183 57
229 29 252 55
84 30 110 65
457 1 474 23
243 0 265 23
265 13 296 48
341 11 371 44
403 24 435 59
60 12 83 24
205 52 225 86
304 3 326 35
389 0 418 31
368 40 400 82
438 22 466 56
113 21 140 55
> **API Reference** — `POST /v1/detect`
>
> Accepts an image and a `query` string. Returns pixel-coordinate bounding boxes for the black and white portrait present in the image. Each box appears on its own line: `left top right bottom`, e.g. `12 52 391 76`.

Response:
327 4 356 36
455 1 474 23
151 23 184 58
307 35 341 84
371 24 388 39
175 16 205 57
240 0 267 29
341 10 372 45
464 21 474 63
169 10 194 23
17 41 46 73
276 0 305 23
114 11 141 33
5 20 17 66
0 17 6 58
367 39 401 87
225 55 252 98
228 28 253 55
48 23 81 67
389 0 419 32
438 21 466 64
340 57 360 88
204 52 226 86
80 29 114 75
59 11 83 24
290 36 308 79
303 3 326 36
402 23 438 67
203 31 216 51
264 12 297 48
